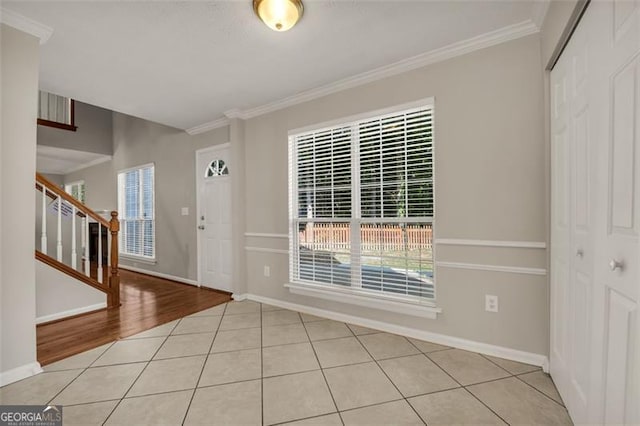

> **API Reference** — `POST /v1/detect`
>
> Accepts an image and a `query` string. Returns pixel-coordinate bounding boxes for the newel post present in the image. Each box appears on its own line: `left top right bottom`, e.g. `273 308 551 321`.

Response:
108 211 120 308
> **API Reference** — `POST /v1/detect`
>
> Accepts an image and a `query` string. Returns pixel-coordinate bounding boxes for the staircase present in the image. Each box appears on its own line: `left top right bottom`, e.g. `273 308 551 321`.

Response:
35 173 120 309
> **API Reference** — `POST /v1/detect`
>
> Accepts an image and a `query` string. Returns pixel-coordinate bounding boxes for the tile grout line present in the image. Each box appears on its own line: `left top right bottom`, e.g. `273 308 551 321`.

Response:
513 373 568 409
417 343 512 425
425 349 512 425
101 318 181 426
299 312 345 426
478 352 567 408
351 329 427 425
44 341 116 406
180 302 228 425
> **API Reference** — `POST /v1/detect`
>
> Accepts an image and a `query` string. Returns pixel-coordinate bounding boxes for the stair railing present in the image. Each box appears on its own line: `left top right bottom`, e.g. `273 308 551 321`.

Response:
35 173 120 308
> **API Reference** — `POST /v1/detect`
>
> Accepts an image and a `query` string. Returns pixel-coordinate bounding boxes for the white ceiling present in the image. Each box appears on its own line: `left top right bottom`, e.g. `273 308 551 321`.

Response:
37 145 111 175
5 1 544 131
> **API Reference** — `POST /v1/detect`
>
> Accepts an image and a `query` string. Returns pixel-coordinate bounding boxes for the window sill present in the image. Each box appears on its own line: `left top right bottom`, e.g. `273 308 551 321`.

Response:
284 282 441 319
119 254 157 265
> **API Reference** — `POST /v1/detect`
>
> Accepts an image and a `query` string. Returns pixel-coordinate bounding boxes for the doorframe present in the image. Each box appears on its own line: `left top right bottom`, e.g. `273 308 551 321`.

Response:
195 143 231 288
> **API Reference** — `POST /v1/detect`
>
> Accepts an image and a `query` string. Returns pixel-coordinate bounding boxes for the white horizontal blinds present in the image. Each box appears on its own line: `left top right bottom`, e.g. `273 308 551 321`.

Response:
290 104 435 302
294 127 352 287
118 165 155 259
359 107 434 299
360 108 433 219
38 91 71 125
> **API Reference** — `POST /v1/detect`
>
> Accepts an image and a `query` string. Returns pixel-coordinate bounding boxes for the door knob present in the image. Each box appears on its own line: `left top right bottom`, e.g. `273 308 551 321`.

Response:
576 249 584 258
609 259 623 272
198 225 205 230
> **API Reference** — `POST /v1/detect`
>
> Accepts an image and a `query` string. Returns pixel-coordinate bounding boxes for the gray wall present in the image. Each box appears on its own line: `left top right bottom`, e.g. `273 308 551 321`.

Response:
1 24 40 382
36 262 105 323
242 34 549 355
67 31 559 357
37 101 113 155
65 114 230 280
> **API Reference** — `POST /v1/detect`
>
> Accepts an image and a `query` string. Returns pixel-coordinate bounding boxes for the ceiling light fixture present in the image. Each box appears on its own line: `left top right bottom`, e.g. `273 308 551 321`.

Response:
253 0 304 32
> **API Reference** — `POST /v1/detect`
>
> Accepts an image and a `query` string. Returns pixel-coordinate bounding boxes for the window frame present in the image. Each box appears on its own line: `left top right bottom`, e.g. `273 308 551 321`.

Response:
64 180 86 204
117 163 156 262
287 98 439 316
37 91 77 132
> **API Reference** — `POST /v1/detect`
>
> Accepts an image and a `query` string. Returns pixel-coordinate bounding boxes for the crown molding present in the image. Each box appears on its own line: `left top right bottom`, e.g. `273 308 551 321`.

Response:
224 109 242 119
0 8 53 44
531 0 551 30
186 19 539 135
238 19 539 120
186 116 230 135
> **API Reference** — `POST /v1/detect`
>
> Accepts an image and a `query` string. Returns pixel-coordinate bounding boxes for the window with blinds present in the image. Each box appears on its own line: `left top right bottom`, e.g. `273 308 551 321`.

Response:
289 102 435 304
117 164 155 260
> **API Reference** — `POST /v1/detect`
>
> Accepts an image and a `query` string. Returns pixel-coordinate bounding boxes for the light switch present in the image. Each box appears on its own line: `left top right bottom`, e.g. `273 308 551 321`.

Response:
181 207 189 216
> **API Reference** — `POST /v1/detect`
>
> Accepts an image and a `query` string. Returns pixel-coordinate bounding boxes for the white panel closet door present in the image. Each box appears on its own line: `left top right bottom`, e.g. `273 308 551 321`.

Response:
550 10 594 423
551 2 640 424
591 1 640 423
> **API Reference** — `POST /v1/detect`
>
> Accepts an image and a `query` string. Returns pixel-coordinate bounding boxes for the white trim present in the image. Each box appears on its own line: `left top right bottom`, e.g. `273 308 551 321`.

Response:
232 293 248 301
186 117 230 136
531 0 551 29
64 155 112 174
0 8 53 44
120 254 157 265
288 98 434 137
436 261 547 276
435 239 547 249
185 19 537 134
36 302 107 325
119 265 199 287
246 293 549 372
285 283 441 319
244 232 288 239
245 246 289 255
0 362 43 387
117 162 155 175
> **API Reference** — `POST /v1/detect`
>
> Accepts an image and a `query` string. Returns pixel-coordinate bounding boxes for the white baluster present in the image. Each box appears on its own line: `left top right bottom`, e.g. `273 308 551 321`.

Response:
97 223 103 283
71 206 77 269
41 186 48 254
84 218 90 276
57 196 62 261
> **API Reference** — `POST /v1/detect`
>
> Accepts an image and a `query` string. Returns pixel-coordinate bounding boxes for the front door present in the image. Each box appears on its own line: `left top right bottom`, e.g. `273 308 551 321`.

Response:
196 145 232 292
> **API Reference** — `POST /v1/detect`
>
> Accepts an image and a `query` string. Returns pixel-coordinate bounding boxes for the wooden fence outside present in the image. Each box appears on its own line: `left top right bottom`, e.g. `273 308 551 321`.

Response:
299 223 433 251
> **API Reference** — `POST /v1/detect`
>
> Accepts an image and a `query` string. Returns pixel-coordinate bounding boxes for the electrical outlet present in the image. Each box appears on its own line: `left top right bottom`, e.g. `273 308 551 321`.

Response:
485 295 499 312
181 207 189 216
263 265 271 277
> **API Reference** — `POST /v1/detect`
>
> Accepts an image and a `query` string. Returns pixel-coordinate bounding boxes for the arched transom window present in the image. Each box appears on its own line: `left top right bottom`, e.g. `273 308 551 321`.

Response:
206 159 229 177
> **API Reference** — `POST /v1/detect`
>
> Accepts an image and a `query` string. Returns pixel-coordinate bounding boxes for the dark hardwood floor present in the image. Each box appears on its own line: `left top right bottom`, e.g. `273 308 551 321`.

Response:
36 269 232 366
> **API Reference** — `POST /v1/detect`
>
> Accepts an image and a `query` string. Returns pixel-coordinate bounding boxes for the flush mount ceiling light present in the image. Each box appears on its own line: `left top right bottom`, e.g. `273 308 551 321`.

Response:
253 0 304 32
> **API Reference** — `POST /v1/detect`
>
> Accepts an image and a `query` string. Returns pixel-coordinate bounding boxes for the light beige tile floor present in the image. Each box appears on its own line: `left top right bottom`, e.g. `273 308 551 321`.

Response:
0 300 571 425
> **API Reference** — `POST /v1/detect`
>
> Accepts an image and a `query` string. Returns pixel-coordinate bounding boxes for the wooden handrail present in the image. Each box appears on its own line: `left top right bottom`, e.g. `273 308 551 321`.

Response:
36 172 109 227
36 250 108 294
35 172 120 309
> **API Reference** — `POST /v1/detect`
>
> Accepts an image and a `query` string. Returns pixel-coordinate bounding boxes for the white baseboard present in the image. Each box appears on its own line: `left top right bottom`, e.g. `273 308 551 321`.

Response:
36 302 107 325
0 362 43 387
232 293 248 301
119 265 199 287
247 294 549 372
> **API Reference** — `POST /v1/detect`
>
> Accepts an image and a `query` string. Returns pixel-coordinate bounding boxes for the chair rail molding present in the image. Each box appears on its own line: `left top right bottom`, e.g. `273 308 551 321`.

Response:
435 239 546 249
